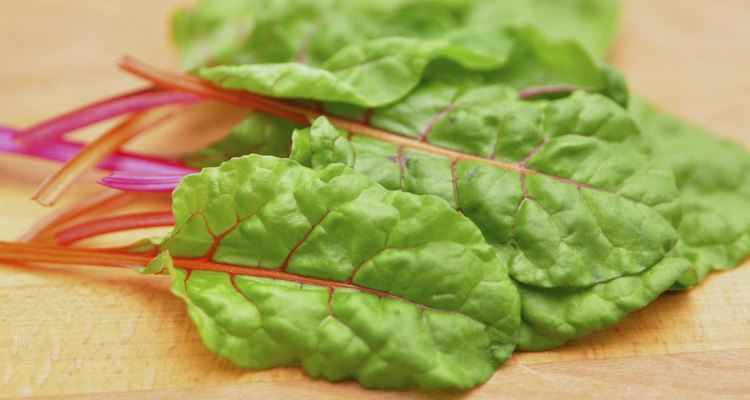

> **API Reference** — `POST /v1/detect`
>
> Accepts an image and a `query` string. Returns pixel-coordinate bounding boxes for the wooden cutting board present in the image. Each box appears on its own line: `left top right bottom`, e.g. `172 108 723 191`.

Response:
1 1 748 398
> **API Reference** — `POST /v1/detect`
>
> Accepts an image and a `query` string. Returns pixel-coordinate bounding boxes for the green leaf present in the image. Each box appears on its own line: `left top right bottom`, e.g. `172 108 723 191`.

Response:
185 26 625 170
630 98 750 288
291 89 686 349
154 154 520 389
482 28 629 107
289 117 355 171
180 29 627 170
467 0 621 57
518 257 690 349
181 113 302 168
197 35 514 108
173 0 621 70
172 0 260 71
173 0 469 71
197 26 625 108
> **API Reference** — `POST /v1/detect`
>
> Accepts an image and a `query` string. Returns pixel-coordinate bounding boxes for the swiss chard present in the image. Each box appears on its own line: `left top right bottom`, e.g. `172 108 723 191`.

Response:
288 89 687 349
466 0 621 57
196 27 623 108
162 155 521 389
0 155 522 390
173 0 470 70
197 35 509 108
181 28 628 168
630 98 750 288
2 0 749 392
172 0 619 71
115 58 689 350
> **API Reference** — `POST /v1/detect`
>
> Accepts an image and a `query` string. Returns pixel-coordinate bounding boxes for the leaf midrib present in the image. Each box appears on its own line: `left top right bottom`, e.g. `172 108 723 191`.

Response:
0 241 474 320
175 255 489 326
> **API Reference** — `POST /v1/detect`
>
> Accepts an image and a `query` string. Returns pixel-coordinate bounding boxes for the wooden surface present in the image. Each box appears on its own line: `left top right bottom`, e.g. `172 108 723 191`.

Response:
1 1 749 398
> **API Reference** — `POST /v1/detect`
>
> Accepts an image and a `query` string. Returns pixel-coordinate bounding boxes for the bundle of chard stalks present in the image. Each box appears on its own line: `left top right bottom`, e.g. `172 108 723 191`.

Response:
2 0 749 390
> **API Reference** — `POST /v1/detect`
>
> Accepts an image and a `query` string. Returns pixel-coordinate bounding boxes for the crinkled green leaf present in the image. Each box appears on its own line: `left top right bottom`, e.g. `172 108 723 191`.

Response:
518 257 690 349
630 98 750 288
153 154 520 389
197 35 513 108
170 0 700 353
173 0 620 71
173 0 469 71
186 31 626 170
197 27 622 108
481 28 628 106
418 28 628 105
181 113 302 168
467 0 621 57
291 89 686 349
289 118 355 171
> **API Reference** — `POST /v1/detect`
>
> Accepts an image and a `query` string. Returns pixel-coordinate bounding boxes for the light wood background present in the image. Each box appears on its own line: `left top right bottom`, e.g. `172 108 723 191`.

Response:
1 1 749 398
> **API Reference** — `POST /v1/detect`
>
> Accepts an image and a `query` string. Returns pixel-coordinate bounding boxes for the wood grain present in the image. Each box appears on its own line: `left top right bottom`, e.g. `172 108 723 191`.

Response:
1 0 749 398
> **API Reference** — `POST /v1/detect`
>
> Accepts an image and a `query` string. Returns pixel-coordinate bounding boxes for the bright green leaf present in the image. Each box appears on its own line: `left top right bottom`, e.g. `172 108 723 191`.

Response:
197 27 622 108
467 0 621 57
630 98 750 288
197 35 513 108
517 257 690 349
155 155 521 389
291 89 686 349
483 28 628 107
173 0 621 70
173 0 470 70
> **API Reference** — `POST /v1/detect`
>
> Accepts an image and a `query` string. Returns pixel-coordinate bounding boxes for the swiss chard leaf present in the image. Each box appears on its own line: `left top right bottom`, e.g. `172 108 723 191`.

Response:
173 0 620 71
196 35 513 108
181 113 302 168
152 154 521 389
630 98 750 288
185 29 628 176
290 88 687 349
172 0 627 172
466 0 621 57
517 257 690 349
173 0 469 71
481 29 629 106
197 27 622 108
